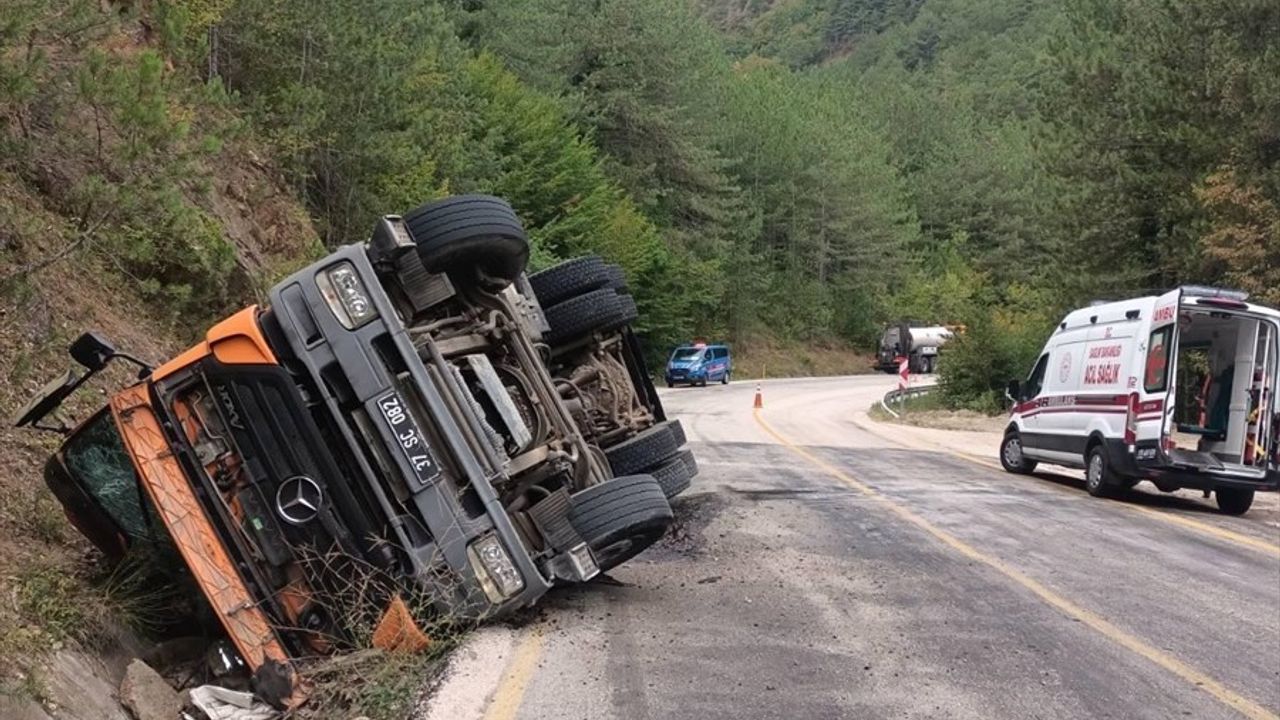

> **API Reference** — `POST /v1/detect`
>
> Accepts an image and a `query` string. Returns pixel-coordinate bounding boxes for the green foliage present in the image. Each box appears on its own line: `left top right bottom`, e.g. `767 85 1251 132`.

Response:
701 0 1277 407
13 554 179 651
216 0 468 243
13 0 1270 412
1047 0 1280 296
1196 168 1280 307
2 0 245 322
467 1 919 347
938 284 1056 413
890 233 985 325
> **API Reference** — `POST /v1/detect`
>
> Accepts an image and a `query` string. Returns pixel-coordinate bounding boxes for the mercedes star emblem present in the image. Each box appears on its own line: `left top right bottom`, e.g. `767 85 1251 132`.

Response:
275 475 323 524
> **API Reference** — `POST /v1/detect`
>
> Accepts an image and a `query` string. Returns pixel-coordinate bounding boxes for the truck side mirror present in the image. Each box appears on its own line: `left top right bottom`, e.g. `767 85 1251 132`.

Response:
13 370 79 429
69 332 116 372
1006 380 1021 402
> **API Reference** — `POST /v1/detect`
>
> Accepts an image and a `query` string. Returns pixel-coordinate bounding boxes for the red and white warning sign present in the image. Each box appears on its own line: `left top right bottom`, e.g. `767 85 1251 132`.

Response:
897 356 909 390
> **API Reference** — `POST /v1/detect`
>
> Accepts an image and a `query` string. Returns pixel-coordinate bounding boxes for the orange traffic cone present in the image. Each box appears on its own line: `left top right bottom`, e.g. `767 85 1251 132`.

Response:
753 383 763 409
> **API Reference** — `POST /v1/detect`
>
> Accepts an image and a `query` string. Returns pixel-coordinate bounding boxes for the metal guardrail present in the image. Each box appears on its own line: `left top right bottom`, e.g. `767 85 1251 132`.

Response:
880 385 934 419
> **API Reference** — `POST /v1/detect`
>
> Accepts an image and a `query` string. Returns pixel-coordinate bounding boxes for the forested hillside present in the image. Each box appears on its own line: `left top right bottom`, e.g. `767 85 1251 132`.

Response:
0 0 1275 415
694 0 1279 406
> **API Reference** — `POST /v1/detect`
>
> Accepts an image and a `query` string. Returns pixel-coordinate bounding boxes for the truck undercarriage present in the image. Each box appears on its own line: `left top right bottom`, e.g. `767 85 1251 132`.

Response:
14 195 690 708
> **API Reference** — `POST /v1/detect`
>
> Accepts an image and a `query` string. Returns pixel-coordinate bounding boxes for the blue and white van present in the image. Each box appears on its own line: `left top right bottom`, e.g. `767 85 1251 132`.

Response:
665 343 731 387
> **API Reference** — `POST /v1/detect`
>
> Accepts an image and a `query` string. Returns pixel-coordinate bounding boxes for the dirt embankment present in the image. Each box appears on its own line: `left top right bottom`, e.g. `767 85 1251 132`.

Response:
732 336 877 381
0 15 321 716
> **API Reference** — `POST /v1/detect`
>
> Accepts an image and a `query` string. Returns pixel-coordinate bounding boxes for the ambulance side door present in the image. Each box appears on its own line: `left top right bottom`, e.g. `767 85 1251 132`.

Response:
1018 352 1051 459
1034 336 1085 459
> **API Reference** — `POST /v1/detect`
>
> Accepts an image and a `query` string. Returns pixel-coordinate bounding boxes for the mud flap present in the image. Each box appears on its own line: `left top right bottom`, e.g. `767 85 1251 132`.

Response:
528 488 598 582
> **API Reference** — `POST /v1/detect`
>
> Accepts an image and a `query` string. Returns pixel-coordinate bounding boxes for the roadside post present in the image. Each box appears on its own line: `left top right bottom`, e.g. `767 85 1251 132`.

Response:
896 355 909 414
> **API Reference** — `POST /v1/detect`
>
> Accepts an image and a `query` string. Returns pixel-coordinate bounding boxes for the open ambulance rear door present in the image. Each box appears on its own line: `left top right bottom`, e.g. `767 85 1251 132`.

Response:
1134 289 1182 466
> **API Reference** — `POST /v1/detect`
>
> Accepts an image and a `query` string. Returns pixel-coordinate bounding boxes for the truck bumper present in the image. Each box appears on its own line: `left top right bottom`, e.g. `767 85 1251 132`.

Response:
1124 439 1278 492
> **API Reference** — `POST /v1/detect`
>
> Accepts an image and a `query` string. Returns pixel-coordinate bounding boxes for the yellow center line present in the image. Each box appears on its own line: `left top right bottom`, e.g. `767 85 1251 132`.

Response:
756 408 1279 720
851 415 1280 558
483 626 547 720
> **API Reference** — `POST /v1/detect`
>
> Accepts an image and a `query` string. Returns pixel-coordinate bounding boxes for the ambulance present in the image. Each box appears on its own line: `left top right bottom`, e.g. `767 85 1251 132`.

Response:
1000 286 1280 515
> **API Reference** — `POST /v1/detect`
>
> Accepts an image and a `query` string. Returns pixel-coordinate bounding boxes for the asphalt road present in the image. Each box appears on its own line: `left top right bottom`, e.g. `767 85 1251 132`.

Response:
431 375 1280 720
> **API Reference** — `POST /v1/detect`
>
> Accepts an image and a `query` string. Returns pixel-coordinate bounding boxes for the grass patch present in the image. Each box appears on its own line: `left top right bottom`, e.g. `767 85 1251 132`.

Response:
26 494 67 545
12 567 86 645
868 389 1009 433
0 663 47 704
286 549 473 720
12 552 184 652
870 390 948 420
297 646 453 720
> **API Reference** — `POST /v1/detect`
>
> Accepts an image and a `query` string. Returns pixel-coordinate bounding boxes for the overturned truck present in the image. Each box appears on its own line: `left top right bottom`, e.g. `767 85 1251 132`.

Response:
14 195 698 706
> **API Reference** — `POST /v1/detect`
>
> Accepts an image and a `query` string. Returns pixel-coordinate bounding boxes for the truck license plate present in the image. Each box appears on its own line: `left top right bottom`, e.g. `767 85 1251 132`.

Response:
375 391 442 486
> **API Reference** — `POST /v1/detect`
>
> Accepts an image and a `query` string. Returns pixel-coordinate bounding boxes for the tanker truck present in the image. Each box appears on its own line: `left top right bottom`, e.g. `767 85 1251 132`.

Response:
875 323 956 374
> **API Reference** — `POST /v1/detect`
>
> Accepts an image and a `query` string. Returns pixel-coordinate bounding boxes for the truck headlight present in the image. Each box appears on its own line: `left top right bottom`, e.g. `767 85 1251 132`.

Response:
317 262 376 329
467 534 525 603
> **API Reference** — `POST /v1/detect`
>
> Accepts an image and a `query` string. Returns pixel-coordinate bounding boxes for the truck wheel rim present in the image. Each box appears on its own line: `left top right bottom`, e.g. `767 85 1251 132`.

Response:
1004 437 1022 467
1088 454 1103 489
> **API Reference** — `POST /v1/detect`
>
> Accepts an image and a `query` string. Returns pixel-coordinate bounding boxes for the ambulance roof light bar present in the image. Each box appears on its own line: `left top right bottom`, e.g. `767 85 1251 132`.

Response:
1181 285 1249 302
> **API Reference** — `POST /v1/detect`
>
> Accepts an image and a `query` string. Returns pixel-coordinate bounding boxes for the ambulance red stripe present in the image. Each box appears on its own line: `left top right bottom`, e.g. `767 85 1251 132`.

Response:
1013 394 1164 419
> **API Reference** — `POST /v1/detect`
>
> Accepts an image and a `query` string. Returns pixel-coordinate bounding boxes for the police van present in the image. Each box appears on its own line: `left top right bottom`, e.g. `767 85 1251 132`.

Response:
1000 286 1279 515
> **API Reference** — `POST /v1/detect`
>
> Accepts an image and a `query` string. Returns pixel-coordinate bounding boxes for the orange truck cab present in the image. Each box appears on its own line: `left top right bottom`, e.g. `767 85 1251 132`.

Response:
26 318 307 704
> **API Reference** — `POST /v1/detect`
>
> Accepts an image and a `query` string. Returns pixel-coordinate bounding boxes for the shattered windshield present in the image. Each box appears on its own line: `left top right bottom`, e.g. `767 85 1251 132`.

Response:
63 411 151 540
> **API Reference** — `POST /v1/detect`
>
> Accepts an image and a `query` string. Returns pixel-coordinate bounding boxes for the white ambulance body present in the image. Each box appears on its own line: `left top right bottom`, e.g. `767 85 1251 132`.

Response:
1000 286 1280 515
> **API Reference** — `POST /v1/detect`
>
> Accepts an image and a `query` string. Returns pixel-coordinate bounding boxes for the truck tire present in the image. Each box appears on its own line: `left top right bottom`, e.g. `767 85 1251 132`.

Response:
601 294 638 334
569 474 672 572
606 422 681 477
680 447 699 478
1216 488 1254 516
1085 445 1118 497
403 195 528 290
528 256 608 306
603 263 628 292
1000 432 1037 474
543 288 628 346
650 448 696 498
664 418 686 448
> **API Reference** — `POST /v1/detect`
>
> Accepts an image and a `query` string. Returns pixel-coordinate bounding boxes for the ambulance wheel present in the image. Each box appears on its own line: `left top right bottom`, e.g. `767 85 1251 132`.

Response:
1000 432 1037 474
1085 445 1118 497
1215 488 1254 516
